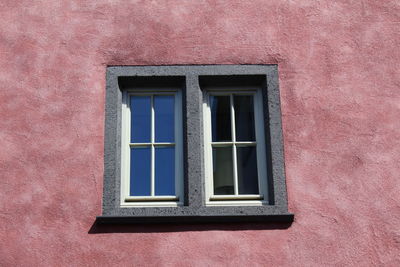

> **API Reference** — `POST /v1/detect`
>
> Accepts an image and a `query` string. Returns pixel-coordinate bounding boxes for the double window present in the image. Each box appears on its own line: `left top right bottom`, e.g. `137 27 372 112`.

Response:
99 66 293 223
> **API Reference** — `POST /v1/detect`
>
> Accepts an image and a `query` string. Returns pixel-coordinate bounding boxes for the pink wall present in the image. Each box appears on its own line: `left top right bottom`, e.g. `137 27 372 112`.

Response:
1 0 399 266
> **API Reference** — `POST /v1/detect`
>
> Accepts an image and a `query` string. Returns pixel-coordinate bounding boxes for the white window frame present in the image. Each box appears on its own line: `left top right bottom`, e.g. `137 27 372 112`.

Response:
203 88 268 206
120 89 183 207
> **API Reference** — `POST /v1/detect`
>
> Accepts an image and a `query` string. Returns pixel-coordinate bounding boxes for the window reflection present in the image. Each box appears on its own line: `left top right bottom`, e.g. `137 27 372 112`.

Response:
155 95 174 142
237 146 259 194
211 96 231 142
234 95 255 141
212 146 234 195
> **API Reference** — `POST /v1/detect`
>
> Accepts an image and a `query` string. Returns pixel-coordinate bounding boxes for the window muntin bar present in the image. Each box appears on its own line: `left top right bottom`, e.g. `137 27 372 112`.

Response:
211 141 256 145
130 143 175 147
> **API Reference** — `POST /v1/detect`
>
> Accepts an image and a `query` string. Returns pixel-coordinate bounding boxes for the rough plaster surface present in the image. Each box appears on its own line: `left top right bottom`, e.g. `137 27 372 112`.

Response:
0 0 399 266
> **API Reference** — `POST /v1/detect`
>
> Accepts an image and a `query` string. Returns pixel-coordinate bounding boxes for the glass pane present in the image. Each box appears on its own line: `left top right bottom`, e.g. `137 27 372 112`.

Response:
155 147 175 195
234 95 255 141
130 96 151 143
210 96 231 142
155 95 175 142
130 147 151 196
212 146 234 195
237 146 259 194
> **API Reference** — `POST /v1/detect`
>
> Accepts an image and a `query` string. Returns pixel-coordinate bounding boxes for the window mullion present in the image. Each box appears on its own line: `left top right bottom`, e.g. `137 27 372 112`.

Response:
230 94 239 196
150 95 155 197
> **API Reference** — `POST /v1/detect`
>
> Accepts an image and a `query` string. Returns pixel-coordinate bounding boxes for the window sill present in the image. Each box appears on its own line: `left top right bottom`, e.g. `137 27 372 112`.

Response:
96 213 294 224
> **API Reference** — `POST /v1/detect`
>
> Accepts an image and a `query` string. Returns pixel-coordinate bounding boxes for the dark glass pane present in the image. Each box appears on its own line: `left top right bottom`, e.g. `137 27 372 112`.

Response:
130 147 151 196
237 146 259 194
212 146 234 195
130 96 151 143
234 95 255 141
210 96 231 142
155 147 175 195
155 95 174 142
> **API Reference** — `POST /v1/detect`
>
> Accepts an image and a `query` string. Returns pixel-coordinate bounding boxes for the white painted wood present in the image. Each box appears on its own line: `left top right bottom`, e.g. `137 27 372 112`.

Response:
209 194 264 200
125 196 178 202
203 89 269 206
203 92 214 203
150 95 155 196
130 142 175 146
121 201 181 207
120 91 131 205
230 94 239 195
120 90 183 207
211 141 256 146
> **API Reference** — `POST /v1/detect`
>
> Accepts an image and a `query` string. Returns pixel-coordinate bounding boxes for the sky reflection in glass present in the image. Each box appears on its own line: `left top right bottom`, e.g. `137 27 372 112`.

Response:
237 146 259 194
130 147 151 196
212 146 234 195
155 95 174 142
234 95 255 141
130 96 151 143
210 96 231 142
155 147 175 195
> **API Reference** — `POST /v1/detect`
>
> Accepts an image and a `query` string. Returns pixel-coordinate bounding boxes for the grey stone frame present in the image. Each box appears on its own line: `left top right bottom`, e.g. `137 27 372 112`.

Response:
97 65 294 224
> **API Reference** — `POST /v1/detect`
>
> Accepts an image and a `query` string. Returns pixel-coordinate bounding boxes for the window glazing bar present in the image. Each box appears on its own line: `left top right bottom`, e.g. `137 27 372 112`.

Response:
130 143 175 146
211 141 256 146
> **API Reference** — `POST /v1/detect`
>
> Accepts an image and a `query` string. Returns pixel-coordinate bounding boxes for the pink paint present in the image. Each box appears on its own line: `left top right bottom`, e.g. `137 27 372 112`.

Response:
1 0 399 266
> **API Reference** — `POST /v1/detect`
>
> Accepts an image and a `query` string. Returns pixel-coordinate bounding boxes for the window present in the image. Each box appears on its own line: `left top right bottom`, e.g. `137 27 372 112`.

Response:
203 90 268 205
121 91 183 207
98 65 293 224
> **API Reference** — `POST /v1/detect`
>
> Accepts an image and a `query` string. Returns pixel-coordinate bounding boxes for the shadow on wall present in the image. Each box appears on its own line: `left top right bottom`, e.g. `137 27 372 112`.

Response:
88 220 293 234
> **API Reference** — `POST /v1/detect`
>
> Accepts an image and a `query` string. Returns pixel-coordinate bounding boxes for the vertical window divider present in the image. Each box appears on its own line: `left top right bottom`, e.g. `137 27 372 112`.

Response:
230 94 239 196
150 95 155 197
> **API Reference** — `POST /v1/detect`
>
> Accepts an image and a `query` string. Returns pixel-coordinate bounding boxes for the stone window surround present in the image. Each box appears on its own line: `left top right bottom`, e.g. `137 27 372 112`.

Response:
97 65 293 224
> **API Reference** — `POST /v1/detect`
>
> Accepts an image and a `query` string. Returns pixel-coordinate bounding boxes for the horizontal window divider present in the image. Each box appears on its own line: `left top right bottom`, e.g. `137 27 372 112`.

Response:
211 141 256 146
125 196 179 202
235 143 257 147
209 194 264 201
129 143 175 147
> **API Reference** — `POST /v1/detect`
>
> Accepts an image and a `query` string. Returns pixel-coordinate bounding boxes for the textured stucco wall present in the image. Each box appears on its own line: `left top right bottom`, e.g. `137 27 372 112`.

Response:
1 0 399 266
